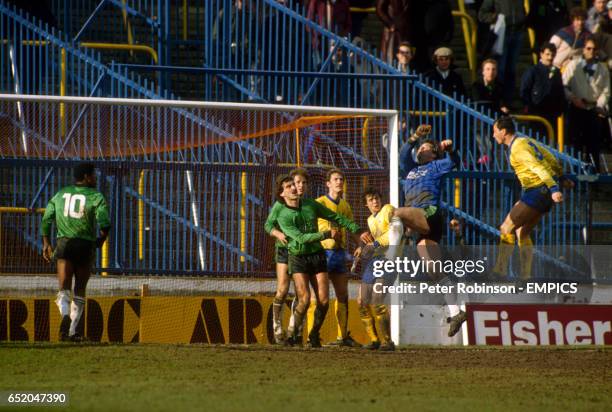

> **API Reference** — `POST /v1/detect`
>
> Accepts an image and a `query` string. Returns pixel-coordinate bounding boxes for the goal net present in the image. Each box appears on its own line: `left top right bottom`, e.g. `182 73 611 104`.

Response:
0 94 398 344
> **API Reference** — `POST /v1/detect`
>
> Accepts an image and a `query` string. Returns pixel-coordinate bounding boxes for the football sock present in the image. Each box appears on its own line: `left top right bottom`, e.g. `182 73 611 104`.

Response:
312 303 329 335
336 300 348 340
272 297 283 337
493 233 516 277
373 304 391 345
55 290 71 317
518 236 534 280
69 295 85 336
359 305 379 343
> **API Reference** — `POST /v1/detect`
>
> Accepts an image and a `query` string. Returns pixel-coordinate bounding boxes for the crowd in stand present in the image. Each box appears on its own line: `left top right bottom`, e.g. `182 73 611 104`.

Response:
306 0 610 171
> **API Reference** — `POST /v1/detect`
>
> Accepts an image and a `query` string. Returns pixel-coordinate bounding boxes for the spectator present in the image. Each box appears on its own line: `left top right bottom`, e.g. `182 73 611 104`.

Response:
526 0 571 53
424 47 467 98
396 41 415 73
376 0 413 64
586 0 608 32
563 37 610 171
478 0 527 101
550 7 591 69
351 37 381 106
592 1 612 69
520 43 566 140
472 58 509 114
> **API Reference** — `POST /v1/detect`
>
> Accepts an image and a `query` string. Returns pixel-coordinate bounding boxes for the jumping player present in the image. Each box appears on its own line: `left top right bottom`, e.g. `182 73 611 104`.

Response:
272 175 373 347
391 125 465 337
41 163 110 342
491 116 571 282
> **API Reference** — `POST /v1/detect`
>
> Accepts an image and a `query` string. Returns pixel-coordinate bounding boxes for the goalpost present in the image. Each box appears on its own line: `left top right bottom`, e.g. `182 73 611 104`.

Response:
0 93 405 344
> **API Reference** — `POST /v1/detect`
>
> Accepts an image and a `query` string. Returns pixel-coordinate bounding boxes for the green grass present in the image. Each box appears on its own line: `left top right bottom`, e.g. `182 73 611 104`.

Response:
0 344 610 412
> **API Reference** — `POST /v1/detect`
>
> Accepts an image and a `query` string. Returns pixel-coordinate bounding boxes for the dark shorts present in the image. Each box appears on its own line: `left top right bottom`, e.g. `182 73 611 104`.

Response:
288 251 327 276
361 257 396 286
418 206 444 244
325 249 349 274
54 237 95 266
521 185 553 214
275 247 288 264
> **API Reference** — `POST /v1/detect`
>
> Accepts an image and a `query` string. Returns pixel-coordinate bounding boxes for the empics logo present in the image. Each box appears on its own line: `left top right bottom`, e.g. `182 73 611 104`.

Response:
468 305 612 346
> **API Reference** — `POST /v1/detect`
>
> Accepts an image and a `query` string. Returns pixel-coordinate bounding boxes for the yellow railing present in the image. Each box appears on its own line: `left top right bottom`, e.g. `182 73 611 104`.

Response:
524 0 538 64
514 114 565 150
453 7 478 83
0 207 109 275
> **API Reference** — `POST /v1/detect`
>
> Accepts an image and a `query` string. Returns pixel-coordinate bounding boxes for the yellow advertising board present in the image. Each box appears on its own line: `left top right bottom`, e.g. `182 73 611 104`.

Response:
0 296 368 344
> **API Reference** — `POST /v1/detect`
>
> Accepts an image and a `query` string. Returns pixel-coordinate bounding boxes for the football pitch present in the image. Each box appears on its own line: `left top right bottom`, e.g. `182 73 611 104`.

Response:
1 344 610 411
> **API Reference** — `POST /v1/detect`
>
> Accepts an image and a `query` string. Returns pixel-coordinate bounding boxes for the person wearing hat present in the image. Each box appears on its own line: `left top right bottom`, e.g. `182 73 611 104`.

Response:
424 47 467 98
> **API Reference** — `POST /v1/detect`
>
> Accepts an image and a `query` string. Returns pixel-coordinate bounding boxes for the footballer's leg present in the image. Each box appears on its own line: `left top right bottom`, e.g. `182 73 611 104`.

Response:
288 272 310 345
55 258 74 342
308 271 329 348
370 288 394 351
516 212 542 282
393 207 430 235
69 263 90 341
272 250 290 344
358 281 380 350
493 201 541 279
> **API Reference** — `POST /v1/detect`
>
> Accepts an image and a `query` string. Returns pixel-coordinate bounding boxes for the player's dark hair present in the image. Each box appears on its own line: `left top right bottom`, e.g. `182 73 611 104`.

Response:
540 42 557 55
289 167 309 181
363 186 382 202
74 162 95 181
569 7 587 21
326 168 344 182
494 116 516 135
275 174 293 202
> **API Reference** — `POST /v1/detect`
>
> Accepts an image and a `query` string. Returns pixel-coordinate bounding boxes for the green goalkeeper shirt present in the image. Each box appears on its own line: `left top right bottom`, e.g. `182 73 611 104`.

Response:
275 198 361 256
41 185 111 241
264 201 287 249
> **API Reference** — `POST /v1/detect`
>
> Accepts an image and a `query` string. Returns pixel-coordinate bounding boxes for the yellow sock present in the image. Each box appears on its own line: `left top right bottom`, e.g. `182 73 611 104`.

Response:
373 304 391 345
336 301 349 340
359 306 378 343
493 233 516 277
518 236 534 280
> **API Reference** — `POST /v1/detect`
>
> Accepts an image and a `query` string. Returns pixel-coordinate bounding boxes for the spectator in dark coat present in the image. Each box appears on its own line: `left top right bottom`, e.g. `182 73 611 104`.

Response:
478 0 527 101
472 58 509 114
425 47 466 98
520 43 566 139
376 0 413 64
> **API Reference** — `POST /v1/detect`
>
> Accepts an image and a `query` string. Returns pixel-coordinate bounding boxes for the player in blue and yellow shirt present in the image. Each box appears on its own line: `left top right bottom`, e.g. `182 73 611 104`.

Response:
316 168 360 347
492 116 572 280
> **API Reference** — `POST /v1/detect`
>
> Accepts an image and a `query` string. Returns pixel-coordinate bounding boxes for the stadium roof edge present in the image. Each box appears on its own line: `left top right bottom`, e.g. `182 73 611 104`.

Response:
0 94 398 117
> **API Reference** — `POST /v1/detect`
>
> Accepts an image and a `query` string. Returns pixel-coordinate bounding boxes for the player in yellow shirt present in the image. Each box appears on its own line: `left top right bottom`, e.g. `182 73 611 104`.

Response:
354 187 396 351
492 116 573 281
316 168 360 347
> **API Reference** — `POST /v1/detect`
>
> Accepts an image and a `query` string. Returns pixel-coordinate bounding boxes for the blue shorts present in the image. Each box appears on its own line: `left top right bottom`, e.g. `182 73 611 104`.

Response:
325 249 349 274
362 257 396 285
521 185 553 214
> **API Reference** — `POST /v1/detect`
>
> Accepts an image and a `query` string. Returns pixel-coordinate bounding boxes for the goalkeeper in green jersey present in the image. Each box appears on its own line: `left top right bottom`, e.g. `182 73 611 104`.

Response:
41 163 110 342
